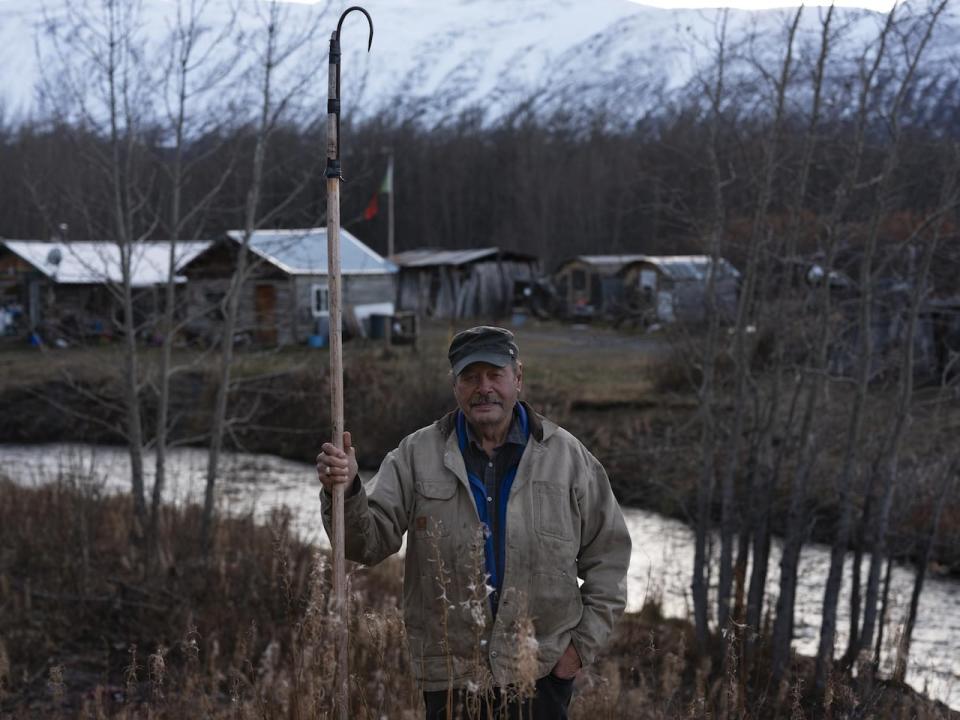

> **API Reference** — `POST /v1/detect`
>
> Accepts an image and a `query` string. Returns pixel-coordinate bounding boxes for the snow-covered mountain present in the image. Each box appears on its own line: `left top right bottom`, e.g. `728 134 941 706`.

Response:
0 0 956 127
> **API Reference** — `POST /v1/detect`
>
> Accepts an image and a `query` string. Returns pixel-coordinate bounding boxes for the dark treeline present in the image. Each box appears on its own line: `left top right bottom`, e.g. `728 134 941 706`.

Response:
2 87 957 272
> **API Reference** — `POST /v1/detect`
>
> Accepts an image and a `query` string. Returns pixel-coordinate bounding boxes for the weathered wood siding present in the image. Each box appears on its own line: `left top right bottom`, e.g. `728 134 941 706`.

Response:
397 260 534 319
184 277 293 346
398 269 431 316
344 273 397 306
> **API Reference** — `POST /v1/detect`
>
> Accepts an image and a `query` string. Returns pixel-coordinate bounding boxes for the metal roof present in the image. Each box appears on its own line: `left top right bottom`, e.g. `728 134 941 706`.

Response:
927 295 960 309
226 228 396 275
1 240 211 286
557 254 649 274
627 255 741 281
390 247 537 268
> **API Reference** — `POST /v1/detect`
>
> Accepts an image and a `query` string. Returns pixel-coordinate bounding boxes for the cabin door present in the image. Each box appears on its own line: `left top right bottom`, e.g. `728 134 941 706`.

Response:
254 283 278 345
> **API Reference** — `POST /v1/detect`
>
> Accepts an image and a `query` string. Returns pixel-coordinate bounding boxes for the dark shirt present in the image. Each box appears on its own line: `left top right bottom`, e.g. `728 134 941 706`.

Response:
462 408 528 600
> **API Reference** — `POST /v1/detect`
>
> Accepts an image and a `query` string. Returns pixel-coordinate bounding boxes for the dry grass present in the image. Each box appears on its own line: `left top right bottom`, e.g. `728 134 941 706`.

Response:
1 476 957 719
0 474 420 718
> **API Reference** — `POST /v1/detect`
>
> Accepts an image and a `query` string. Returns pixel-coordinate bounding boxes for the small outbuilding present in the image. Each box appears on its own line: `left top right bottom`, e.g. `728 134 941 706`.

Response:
619 255 741 325
391 247 539 319
802 245 949 380
552 255 647 319
0 239 210 342
179 228 397 346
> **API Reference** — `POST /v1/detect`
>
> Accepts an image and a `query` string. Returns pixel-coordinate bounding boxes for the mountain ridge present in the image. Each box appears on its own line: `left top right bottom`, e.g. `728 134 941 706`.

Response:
0 0 955 128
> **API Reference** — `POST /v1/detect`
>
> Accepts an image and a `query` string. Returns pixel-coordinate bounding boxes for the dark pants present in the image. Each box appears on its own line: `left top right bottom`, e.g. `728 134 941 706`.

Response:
423 674 574 720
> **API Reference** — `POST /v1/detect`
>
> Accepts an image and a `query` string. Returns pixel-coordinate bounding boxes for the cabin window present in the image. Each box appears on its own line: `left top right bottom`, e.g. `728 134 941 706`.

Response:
639 269 657 291
639 269 657 304
311 284 330 317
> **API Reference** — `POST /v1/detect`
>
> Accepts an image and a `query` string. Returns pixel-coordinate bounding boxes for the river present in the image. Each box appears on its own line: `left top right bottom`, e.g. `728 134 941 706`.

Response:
2 442 957 709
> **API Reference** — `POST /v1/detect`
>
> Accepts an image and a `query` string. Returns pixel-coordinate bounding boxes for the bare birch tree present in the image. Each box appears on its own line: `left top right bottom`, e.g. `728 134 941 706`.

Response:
691 7 731 656
828 2 951 677
744 7 835 664
769 5 899 685
148 0 238 567
719 5 804 647
36 0 161 537
200 0 327 552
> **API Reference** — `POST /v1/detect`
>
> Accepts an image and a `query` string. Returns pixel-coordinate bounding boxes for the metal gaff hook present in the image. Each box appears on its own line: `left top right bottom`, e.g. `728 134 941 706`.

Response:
326 6 373 180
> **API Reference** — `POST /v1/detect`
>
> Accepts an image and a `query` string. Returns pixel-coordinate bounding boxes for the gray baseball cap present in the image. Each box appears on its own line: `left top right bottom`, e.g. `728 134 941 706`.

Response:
448 326 520 376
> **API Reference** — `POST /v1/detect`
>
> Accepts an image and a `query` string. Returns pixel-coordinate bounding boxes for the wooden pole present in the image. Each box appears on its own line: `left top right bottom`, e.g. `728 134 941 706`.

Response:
326 30 348 720
324 12 371 715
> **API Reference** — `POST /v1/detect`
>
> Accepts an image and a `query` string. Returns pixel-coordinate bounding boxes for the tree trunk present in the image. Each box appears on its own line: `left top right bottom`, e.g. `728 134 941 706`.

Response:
121 255 147 528
105 0 148 536
150 90 184 570
691 8 729 657
743 9 828 671
873 552 895 669
200 5 279 553
773 2 906 685
770 449 814 682
717 7 802 643
813 143 880 695
894 464 955 682
850 3 950 659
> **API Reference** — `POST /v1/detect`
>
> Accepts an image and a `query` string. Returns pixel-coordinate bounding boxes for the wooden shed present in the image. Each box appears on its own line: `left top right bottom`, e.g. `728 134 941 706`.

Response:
619 255 741 324
0 239 209 342
391 247 538 319
179 228 397 346
553 255 646 319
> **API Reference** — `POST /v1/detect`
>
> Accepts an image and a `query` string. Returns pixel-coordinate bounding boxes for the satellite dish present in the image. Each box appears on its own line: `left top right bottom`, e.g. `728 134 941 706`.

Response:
46 247 63 267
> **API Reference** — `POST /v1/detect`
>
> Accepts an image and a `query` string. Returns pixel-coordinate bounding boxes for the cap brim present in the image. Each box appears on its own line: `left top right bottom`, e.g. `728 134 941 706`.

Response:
452 351 512 377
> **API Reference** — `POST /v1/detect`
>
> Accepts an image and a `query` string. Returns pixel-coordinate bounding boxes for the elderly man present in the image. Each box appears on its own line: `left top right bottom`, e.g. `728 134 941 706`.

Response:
317 326 631 719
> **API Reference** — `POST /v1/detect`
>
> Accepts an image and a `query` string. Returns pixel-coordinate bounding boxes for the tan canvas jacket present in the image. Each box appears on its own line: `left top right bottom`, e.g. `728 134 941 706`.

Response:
320 402 631 691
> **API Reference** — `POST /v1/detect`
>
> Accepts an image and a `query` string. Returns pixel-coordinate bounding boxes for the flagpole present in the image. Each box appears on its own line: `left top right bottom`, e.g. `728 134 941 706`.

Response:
387 148 395 258
383 148 395 349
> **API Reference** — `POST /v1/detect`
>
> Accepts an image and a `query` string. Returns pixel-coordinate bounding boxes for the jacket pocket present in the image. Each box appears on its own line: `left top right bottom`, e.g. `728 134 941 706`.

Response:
530 568 582 638
414 478 458 538
533 482 573 541
416 479 458 499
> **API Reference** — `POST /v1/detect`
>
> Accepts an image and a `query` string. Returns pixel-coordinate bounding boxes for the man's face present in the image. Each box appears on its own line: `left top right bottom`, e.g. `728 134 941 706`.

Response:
453 361 523 431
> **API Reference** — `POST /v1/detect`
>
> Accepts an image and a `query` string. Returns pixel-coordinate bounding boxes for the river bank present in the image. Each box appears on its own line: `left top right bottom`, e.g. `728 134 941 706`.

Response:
1 322 958 577
1 478 956 719
3 441 959 710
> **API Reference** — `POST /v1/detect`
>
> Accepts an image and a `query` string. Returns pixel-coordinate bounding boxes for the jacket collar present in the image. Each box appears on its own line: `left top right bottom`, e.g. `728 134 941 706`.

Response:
440 400 557 505
437 400 549 442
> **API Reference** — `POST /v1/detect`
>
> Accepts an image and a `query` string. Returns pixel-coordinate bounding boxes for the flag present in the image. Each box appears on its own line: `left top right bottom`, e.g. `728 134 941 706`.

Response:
363 161 393 221
363 192 379 220
380 158 393 195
